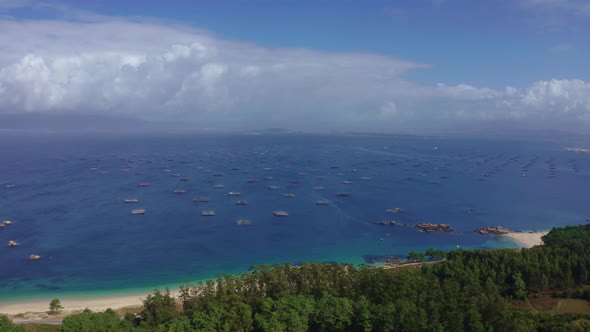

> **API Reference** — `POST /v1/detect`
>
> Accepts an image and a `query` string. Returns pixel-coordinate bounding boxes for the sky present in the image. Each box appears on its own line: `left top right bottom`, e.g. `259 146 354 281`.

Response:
0 0 589 133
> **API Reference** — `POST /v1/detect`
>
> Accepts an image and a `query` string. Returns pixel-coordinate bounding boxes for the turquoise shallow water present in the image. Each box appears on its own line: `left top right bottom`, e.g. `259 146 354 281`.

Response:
0 133 589 302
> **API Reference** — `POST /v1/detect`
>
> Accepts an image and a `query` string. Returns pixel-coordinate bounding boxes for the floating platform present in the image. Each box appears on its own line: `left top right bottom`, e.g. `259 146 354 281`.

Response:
124 199 139 203
7 240 20 247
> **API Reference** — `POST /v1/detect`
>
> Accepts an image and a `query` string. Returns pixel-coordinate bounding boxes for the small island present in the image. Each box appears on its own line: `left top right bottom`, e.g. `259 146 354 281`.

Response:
474 226 510 235
415 223 452 232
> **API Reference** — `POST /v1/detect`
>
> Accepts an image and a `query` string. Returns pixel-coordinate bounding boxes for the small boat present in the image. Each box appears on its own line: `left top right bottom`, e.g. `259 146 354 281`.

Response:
180 178 190 182
291 180 303 184
174 190 186 194
138 182 150 187
273 211 289 217
342 181 354 184
235 200 249 205
264 176 273 180
29 254 41 260
7 240 20 247
2 220 12 225
360 177 372 180
282 193 296 198
192 197 209 202
336 173 346 176
202 210 215 216
131 209 145 215
236 220 252 225
316 200 330 205
268 185 279 190
228 192 241 196
124 199 139 203
214 184 225 189
313 186 324 190
171 173 180 177
386 208 402 213
247 179 259 183
336 192 350 197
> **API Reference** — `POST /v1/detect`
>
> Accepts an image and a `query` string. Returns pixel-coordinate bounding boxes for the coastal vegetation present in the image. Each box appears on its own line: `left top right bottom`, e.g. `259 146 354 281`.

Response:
6 224 590 331
48 299 63 315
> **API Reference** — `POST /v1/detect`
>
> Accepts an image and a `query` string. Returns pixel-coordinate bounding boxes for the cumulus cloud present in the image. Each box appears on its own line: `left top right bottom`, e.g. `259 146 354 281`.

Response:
436 79 590 122
0 17 588 131
0 19 431 128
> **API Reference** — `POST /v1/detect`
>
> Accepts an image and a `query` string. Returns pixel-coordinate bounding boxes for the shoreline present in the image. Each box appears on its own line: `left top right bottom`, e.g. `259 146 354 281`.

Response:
0 288 182 317
502 231 547 249
0 233 548 318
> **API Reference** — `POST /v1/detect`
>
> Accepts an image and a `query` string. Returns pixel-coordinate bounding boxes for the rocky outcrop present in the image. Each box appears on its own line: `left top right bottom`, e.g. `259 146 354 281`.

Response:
416 223 452 232
474 226 510 235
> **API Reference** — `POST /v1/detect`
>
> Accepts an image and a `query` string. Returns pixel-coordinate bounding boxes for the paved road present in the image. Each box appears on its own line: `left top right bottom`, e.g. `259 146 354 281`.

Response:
383 259 446 269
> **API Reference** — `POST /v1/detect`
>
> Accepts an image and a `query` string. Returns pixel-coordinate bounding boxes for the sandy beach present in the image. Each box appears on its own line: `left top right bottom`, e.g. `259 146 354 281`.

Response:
503 231 547 248
0 232 547 319
0 289 181 317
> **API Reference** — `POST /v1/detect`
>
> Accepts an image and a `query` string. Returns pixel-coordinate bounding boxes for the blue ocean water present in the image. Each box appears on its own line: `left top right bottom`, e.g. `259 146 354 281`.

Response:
0 133 589 301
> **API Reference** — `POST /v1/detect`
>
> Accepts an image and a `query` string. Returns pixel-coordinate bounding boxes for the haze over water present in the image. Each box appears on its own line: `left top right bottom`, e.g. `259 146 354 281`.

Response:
0 133 588 301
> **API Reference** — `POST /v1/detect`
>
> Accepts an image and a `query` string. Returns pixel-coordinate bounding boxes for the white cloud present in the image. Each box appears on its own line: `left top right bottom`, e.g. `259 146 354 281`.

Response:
380 101 398 118
437 79 590 122
0 17 588 131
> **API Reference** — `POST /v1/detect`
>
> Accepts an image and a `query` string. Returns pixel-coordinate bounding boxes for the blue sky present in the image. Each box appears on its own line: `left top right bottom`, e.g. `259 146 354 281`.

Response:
0 0 589 132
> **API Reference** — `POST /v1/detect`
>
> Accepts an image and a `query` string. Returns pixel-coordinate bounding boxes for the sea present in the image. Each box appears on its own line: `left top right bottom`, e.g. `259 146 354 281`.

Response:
0 132 589 302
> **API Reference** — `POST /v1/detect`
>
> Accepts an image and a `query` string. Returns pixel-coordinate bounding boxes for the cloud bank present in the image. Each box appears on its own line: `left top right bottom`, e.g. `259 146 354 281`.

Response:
0 18 588 132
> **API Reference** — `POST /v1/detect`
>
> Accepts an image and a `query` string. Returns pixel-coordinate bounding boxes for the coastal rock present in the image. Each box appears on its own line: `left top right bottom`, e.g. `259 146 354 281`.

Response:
416 223 452 233
374 221 396 225
475 226 510 235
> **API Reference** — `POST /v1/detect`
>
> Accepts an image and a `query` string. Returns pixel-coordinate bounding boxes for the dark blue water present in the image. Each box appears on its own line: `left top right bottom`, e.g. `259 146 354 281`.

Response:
0 133 589 301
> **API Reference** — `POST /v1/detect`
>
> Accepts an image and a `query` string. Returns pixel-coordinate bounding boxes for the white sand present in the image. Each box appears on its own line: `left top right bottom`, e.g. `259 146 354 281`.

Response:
503 231 547 248
0 289 182 316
